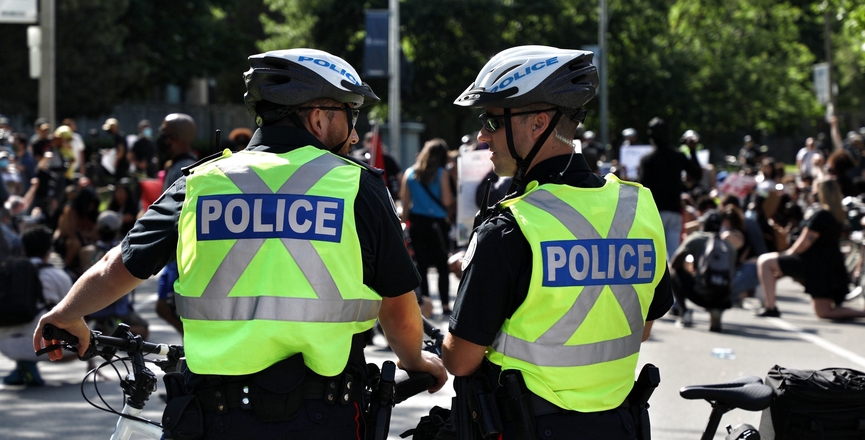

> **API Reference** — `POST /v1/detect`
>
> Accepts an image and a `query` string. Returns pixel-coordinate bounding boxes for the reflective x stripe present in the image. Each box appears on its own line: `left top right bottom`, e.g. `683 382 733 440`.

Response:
177 153 380 322
493 184 646 366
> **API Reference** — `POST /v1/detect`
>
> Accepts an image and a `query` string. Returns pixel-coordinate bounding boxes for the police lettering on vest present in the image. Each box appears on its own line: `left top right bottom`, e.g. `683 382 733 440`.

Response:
542 238 656 287
197 194 344 242
489 56 559 93
297 56 360 86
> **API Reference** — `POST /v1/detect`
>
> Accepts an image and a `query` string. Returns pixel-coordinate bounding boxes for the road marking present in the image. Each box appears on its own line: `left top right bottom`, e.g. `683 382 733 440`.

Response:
767 317 865 369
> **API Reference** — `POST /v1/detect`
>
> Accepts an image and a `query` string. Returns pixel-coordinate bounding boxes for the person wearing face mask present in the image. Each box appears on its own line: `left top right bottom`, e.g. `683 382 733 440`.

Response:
130 119 157 178
34 48 446 439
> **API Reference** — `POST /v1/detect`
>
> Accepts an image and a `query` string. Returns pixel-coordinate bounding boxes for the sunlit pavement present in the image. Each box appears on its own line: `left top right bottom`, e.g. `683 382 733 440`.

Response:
3 273 865 439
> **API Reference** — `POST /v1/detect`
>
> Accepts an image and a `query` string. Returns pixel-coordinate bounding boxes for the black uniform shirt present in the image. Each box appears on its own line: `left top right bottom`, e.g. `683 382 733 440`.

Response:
449 153 673 346
121 125 420 298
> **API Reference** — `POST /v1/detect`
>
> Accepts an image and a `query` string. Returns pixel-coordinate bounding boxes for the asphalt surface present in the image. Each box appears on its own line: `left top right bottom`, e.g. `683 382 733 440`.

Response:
3 274 865 439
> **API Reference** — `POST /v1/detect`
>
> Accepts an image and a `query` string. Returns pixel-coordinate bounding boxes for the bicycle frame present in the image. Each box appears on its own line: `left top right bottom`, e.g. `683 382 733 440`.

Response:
110 404 163 440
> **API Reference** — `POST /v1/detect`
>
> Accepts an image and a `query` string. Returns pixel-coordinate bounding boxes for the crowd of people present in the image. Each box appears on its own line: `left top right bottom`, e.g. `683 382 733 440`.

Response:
0 112 259 386
1 42 863 439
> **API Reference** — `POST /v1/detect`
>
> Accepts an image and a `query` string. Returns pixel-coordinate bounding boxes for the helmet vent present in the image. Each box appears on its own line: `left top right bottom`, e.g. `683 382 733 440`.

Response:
493 64 522 84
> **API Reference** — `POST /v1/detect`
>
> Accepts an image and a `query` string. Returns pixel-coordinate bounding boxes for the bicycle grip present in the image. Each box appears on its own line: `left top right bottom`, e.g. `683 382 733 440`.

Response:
394 370 437 404
43 324 79 345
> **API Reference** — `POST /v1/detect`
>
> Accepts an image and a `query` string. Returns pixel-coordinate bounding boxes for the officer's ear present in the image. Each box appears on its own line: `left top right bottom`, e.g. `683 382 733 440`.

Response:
305 108 328 141
530 112 551 140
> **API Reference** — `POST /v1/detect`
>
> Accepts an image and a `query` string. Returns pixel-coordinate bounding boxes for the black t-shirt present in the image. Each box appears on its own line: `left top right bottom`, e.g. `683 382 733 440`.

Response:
801 209 843 263
121 126 420 298
638 146 702 213
450 153 673 347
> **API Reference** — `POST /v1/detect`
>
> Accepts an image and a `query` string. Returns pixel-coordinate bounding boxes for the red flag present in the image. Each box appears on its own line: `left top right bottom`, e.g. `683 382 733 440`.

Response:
369 122 387 184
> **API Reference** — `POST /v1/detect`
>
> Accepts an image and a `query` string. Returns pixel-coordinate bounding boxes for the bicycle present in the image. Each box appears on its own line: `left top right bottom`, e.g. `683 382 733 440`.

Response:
680 375 774 440
39 320 442 440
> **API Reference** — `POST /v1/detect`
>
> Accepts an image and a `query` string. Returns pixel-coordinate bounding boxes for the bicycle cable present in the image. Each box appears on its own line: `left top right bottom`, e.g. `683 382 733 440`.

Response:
79 355 162 428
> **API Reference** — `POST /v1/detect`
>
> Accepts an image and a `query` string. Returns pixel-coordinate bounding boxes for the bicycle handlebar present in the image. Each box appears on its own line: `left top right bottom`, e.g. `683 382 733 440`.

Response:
42 323 184 360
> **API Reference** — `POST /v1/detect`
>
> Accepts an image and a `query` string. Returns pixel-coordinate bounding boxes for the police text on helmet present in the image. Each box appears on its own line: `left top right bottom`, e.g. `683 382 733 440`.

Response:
297 56 360 86
489 57 559 93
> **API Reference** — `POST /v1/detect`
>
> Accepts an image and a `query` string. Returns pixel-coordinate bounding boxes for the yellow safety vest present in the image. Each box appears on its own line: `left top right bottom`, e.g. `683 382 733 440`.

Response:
487 174 666 412
175 147 381 376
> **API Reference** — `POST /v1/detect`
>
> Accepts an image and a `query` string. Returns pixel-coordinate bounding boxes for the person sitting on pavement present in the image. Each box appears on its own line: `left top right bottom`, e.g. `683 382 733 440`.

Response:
0 227 73 386
670 209 735 332
756 178 865 319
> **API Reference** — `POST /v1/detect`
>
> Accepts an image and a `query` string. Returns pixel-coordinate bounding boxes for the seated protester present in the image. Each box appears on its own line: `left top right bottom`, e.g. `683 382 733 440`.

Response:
683 194 718 236
670 210 736 332
719 205 761 305
722 193 768 257
756 178 865 319
0 227 73 386
80 211 149 339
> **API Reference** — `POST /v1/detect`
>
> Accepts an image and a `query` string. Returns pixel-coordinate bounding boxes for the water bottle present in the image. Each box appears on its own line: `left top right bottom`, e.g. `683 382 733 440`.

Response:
711 348 736 360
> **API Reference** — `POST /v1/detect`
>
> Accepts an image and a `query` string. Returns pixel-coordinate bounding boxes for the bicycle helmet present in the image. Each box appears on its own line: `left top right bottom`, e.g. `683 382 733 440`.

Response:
244 48 380 127
622 128 637 138
681 129 700 143
453 46 598 189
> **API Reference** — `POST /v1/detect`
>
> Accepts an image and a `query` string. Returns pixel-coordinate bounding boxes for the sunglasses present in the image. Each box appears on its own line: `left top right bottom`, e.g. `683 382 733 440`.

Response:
298 104 360 129
478 108 558 133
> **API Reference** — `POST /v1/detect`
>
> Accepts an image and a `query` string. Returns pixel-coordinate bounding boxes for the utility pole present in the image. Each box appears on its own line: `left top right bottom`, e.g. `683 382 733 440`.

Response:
823 8 835 111
388 0 401 165
38 0 55 128
598 0 609 150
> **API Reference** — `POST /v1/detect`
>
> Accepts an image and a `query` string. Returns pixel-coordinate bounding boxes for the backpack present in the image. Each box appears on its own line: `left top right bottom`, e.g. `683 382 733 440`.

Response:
760 365 865 439
0 257 47 326
696 233 733 299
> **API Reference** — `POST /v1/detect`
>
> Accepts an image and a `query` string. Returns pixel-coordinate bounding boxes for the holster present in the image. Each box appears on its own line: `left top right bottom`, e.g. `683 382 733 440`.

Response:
162 372 204 440
627 363 660 440
499 370 539 440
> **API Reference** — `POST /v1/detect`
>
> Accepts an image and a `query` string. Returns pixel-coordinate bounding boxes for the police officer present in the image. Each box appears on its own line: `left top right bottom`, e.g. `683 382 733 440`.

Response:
444 46 672 439
34 48 447 438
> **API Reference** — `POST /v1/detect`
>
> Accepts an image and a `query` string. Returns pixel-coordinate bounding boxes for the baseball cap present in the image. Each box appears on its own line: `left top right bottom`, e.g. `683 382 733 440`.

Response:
54 125 74 140
102 118 119 131
700 209 722 233
97 210 122 232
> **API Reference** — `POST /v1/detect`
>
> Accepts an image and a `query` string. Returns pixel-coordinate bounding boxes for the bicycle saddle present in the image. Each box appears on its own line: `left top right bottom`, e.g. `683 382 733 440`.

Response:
679 375 774 411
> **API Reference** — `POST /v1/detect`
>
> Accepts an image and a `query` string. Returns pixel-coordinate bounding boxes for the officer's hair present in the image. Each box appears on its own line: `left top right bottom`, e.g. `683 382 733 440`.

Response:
517 103 579 140
264 98 342 127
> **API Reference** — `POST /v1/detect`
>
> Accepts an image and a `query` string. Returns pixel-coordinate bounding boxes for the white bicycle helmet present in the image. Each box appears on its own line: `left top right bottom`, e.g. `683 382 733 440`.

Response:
681 129 700 143
244 48 379 127
454 45 597 121
454 46 598 188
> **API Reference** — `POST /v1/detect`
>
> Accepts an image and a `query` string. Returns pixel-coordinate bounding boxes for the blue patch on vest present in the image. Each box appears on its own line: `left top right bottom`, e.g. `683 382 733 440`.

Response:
541 239 655 286
196 194 344 242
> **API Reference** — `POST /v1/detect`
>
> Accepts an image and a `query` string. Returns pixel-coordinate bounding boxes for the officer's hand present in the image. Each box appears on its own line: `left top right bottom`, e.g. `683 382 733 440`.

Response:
33 312 91 361
398 350 448 393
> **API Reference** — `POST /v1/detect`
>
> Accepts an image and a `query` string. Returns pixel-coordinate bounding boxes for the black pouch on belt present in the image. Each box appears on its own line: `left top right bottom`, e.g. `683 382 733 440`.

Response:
163 372 204 440
250 353 306 422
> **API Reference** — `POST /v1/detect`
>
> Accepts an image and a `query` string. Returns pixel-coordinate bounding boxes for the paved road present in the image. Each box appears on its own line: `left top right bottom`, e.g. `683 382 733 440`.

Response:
2 274 865 439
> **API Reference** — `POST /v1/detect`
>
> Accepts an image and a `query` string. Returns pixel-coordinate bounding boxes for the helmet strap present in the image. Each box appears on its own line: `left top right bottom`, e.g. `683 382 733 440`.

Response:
506 109 563 193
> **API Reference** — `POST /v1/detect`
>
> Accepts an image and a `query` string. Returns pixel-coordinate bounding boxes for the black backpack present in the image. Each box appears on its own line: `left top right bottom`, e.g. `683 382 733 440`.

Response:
760 365 865 439
0 257 47 326
696 233 733 299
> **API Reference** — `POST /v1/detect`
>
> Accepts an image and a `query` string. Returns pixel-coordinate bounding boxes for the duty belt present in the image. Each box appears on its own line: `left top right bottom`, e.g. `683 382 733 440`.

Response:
195 373 363 415
498 392 630 421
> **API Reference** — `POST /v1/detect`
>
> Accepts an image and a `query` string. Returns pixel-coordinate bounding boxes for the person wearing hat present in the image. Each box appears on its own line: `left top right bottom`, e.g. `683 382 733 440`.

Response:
669 209 737 332
35 48 446 439
129 119 157 178
53 126 80 181
61 119 86 177
102 117 129 179
444 46 671 437
28 118 50 147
